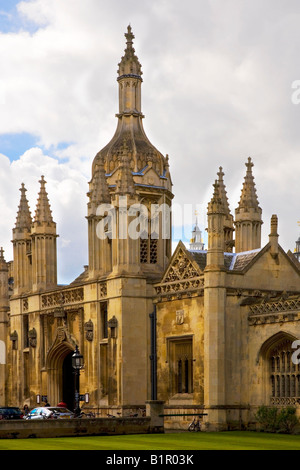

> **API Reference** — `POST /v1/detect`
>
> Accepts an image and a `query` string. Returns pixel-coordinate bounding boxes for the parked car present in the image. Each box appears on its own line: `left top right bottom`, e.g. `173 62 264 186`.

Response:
0 407 23 420
25 407 75 420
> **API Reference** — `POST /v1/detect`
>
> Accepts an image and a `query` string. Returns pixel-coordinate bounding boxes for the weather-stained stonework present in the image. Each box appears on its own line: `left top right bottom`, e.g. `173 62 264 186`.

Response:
0 27 300 431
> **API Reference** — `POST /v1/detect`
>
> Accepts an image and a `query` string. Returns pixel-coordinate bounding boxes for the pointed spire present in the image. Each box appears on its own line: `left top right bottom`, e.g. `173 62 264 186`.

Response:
14 183 32 232
208 180 224 213
125 24 134 48
217 166 234 252
237 157 260 211
90 160 111 205
235 158 262 252
217 167 231 216
206 180 226 269
33 176 55 225
0 246 8 271
115 140 136 196
118 25 142 78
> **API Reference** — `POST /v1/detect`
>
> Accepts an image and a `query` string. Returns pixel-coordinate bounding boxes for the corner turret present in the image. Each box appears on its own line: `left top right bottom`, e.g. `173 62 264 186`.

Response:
234 157 262 253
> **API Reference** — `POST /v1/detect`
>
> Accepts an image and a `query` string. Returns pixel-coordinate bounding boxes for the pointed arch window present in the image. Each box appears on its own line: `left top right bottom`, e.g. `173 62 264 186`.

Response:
269 339 300 405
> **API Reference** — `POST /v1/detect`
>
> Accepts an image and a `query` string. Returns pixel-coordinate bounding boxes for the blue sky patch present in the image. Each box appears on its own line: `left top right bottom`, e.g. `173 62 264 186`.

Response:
0 132 74 161
0 1 40 34
0 132 38 160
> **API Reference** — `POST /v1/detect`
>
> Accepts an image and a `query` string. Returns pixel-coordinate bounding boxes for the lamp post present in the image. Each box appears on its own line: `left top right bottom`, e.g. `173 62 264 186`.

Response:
72 345 84 417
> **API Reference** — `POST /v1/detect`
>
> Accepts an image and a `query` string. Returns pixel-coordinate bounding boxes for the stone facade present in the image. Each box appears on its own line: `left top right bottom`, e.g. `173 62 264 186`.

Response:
0 26 300 431
155 183 300 430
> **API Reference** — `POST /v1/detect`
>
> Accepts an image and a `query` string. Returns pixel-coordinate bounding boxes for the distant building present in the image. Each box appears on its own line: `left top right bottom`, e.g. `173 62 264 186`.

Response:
189 218 205 251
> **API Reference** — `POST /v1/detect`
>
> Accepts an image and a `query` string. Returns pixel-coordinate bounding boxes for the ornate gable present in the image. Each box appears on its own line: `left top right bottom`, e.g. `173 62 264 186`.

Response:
163 242 201 283
155 241 204 299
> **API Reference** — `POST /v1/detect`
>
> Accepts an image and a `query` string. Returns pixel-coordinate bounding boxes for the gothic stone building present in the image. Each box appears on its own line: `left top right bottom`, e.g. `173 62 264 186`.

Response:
0 27 300 431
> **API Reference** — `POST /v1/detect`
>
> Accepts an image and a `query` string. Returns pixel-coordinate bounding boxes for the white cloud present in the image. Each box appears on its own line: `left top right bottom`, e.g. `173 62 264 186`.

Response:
0 0 299 283
0 148 87 284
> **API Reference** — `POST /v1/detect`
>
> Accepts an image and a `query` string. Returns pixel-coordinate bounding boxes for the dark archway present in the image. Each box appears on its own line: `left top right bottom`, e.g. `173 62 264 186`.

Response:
62 352 75 411
46 328 77 408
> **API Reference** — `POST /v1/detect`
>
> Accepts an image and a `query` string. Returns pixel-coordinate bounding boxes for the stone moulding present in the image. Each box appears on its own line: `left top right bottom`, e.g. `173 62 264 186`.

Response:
155 277 204 302
155 277 204 293
270 397 300 406
249 296 300 315
41 287 84 309
248 296 300 326
248 312 299 326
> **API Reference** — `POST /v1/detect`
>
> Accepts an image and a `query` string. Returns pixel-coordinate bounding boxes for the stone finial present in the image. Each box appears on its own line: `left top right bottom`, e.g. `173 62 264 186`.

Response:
234 158 263 252
117 25 142 78
270 214 278 236
269 214 279 261
90 159 111 205
206 180 226 269
207 180 223 212
34 176 55 225
14 183 32 232
237 157 261 211
246 156 254 171
217 166 234 252
125 24 134 49
0 247 8 272
217 166 231 217
115 140 136 196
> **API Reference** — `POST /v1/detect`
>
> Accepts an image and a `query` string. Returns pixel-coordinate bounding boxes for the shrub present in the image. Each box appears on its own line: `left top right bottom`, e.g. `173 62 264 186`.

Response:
255 405 280 432
255 405 299 434
277 407 299 434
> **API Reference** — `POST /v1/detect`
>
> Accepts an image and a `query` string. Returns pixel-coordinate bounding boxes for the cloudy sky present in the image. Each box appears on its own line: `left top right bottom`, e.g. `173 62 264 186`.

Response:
0 0 300 284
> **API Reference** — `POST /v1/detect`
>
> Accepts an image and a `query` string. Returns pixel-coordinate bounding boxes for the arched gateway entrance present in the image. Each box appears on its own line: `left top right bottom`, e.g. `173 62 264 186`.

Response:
62 352 75 410
46 329 77 411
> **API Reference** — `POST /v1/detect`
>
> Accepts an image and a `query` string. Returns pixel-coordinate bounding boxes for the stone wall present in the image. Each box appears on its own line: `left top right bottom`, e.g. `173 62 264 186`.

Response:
0 416 162 439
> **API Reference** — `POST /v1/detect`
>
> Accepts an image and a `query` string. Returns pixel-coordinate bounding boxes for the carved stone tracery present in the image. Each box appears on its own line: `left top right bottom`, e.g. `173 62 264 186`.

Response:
41 287 84 309
155 248 203 299
164 249 199 283
248 295 300 326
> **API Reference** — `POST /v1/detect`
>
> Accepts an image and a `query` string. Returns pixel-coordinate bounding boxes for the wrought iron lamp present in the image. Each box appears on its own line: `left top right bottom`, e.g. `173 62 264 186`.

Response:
72 345 84 416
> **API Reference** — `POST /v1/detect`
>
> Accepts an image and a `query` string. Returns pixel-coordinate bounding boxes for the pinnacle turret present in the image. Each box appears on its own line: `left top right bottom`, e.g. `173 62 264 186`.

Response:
89 160 111 206
117 25 142 78
115 140 136 196
88 27 173 279
235 158 262 252
0 247 6 268
208 180 224 213
217 167 234 252
237 157 260 212
33 176 55 226
217 167 231 216
206 180 226 269
31 176 57 291
91 25 170 182
14 183 32 233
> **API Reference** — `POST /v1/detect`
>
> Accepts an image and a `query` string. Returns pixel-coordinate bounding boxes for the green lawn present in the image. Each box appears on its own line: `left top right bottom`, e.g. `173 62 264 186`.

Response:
0 431 300 450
